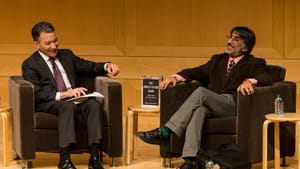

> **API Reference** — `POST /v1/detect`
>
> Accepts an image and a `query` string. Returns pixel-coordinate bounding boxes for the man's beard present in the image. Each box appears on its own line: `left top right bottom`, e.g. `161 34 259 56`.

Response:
225 47 244 57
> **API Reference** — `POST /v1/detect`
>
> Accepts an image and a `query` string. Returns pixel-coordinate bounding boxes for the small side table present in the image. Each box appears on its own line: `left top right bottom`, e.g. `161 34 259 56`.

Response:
0 105 12 166
125 105 160 165
262 113 300 169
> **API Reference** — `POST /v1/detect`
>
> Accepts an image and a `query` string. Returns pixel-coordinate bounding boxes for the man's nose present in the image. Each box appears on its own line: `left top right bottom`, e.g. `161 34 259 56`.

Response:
50 42 57 49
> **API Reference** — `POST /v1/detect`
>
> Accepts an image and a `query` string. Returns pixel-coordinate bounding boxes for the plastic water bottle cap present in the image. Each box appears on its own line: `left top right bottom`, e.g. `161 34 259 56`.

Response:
276 93 281 98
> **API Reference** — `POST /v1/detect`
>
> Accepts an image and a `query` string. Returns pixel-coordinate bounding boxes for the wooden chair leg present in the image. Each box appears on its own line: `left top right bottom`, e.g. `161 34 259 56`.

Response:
111 157 116 167
22 160 33 169
281 157 287 167
163 158 173 168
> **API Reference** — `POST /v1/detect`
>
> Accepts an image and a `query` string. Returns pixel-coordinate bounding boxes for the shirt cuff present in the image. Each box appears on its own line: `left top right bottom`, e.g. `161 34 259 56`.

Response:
248 78 258 85
55 92 61 100
170 74 186 82
104 63 109 72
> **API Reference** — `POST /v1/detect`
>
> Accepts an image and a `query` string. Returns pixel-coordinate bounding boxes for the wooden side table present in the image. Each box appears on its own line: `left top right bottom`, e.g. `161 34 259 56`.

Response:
0 105 12 166
125 105 160 165
263 113 300 169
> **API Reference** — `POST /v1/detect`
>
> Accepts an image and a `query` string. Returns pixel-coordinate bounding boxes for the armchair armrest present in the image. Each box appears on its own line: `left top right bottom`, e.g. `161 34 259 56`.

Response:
9 76 35 160
236 81 296 162
94 76 123 157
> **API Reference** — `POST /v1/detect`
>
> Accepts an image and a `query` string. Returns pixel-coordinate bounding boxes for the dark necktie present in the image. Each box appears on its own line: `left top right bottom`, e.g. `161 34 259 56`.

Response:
226 60 235 77
49 58 66 91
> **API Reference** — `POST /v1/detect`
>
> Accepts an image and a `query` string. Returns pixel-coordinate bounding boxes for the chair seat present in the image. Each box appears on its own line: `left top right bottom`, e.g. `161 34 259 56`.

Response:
203 116 236 134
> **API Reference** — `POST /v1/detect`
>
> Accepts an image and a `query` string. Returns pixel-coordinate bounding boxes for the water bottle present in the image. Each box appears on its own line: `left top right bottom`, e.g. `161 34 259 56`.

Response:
274 93 284 115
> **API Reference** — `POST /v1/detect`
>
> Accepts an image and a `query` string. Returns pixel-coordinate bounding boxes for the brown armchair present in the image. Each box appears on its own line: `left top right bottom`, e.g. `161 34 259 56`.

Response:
8 75 123 168
159 65 296 167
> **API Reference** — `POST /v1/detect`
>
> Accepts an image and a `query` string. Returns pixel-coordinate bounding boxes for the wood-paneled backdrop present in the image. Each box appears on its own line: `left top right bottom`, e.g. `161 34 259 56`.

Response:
1 0 300 114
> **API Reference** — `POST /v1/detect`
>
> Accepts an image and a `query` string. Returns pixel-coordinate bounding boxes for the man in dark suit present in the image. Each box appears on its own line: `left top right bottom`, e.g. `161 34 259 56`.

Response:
22 21 120 169
138 26 273 169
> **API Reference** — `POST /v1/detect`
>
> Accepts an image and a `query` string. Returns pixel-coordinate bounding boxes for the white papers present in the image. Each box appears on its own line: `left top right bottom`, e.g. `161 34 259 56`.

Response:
84 91 104 98
67 91 104 104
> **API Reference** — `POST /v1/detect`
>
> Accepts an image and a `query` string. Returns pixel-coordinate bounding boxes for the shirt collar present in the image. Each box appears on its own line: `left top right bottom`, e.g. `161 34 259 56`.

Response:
38 51 58 63
38 51 51 62
229 55 244 63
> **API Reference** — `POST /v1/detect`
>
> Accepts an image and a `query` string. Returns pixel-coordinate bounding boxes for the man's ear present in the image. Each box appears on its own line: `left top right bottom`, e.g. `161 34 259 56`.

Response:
34 41 39 48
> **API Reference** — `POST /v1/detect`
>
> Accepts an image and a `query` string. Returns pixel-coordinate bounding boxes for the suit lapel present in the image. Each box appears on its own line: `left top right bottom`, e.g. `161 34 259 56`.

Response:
34 53 57 86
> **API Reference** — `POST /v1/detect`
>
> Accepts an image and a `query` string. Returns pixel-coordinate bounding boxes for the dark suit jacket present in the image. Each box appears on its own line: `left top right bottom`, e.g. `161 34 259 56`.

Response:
22 49 108 111
177 53 273 100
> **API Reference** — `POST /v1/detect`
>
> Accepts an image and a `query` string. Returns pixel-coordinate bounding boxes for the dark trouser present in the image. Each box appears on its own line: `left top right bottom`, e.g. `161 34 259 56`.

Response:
44 98 103 147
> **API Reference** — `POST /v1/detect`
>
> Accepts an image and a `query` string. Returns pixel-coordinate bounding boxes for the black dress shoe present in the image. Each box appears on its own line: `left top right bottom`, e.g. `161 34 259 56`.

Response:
137 128 169 145
88 157 104 169
58 159 76 169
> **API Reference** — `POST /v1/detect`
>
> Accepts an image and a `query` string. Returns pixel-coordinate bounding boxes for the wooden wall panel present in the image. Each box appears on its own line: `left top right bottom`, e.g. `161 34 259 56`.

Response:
121 79 141 111
284 0 300 91
0 55 25 76
285 0 300 58
0 77 8 105
126 0 283 59
0 0 124 58
0 0 125 105
0 0 300 121
0 0 121 45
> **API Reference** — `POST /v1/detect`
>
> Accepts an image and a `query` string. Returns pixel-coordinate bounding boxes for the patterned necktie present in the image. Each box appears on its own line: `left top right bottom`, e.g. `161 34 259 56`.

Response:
49 58 66 91
226 60 235 77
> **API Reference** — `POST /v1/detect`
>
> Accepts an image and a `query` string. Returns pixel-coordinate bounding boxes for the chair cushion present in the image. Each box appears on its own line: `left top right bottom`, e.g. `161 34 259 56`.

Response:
203 116 236 134
34 112 86 129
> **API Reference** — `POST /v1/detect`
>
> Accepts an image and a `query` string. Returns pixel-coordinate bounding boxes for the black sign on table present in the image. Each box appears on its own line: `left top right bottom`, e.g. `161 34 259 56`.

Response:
141 76 163 108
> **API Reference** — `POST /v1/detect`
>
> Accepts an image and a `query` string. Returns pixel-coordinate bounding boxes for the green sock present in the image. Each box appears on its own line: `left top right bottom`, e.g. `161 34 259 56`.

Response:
160 126 170 139
184 157 194 166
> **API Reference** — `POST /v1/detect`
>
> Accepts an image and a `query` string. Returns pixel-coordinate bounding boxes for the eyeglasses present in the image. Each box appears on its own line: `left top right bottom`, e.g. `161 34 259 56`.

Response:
226 35 242 42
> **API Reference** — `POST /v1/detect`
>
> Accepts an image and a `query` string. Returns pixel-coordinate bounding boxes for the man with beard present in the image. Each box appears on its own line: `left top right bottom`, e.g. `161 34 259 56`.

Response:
138 26 273 169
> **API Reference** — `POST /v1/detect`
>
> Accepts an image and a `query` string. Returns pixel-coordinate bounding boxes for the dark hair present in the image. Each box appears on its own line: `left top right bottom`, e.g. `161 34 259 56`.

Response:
31 21 55 41
230 26 256 55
